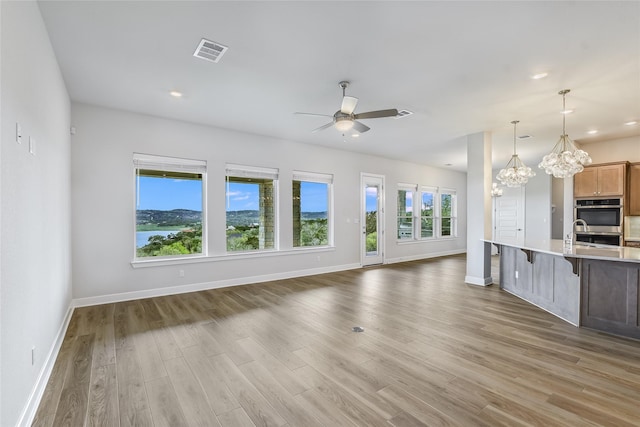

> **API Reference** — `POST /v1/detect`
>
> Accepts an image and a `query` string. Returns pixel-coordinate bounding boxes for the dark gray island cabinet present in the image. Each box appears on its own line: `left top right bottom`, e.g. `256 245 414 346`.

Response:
580 258 640 339
493 240 640 340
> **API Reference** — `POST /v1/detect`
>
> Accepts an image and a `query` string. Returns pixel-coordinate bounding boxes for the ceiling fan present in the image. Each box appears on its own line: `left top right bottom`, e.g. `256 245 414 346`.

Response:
295 81 398 134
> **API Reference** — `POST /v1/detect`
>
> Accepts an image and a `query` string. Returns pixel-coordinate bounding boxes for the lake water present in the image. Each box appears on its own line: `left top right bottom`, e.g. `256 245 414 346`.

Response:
136 230 180 248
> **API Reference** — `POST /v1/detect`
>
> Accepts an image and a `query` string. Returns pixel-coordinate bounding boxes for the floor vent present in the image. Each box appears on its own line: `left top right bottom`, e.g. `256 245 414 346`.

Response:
395 109 414 118
193 38 228 63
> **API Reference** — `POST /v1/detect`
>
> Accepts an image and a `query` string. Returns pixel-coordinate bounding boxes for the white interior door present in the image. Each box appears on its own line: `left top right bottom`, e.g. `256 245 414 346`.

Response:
362 174 384 266
493 186 525 245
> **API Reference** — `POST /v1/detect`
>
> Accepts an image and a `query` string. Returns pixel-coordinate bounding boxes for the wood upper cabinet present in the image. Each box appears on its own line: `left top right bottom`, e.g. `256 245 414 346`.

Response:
629 163 640 215
574 163 626 198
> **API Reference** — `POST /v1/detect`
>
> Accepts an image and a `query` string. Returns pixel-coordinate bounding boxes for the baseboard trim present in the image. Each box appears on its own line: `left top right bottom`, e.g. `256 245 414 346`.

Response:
385 249 466 265
72 263 361 307
464 275 494 286
17 303 75 427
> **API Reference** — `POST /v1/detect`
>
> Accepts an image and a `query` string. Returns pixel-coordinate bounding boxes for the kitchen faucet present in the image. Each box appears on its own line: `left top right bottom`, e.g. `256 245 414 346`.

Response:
572 219 588 232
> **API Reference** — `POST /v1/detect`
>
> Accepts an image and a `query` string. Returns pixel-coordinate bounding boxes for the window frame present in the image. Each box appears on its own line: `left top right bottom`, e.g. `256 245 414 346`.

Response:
133 153 207 261
292 170 334 249
225 163 279 253
419 186 437 240
439 188 457 238
396 183 417 241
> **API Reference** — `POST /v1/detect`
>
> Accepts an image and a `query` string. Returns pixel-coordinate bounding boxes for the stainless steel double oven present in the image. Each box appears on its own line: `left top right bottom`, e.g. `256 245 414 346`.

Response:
574 198 623 245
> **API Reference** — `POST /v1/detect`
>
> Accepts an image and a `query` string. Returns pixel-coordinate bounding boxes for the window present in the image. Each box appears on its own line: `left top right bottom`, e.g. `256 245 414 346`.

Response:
134 154 206 259
440 189 457 237
396 184 456 242
226 164 278 252
420 187 436 238
292 171 333 247
397 185 415 240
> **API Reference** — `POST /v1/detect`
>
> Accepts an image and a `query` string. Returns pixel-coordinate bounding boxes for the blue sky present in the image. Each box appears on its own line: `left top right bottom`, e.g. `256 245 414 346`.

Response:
366 187 378 212
227 181 328 212
137 176 202 210
137 177 328 212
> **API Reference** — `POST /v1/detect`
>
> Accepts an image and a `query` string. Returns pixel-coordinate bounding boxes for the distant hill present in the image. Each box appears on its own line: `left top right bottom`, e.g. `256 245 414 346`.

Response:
138 209 327 227
137 209 201 226
226 210 327 227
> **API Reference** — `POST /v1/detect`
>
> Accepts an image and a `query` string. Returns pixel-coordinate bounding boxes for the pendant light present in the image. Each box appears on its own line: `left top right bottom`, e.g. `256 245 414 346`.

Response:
491 182 503 197
496 120 535 187
538 89 592 178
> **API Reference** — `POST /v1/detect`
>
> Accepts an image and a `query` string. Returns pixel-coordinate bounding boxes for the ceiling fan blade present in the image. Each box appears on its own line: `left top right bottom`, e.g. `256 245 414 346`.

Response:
294 112 333 118
354 109 399 120
352 121 370 133
340 96 358 115
311 122 335 133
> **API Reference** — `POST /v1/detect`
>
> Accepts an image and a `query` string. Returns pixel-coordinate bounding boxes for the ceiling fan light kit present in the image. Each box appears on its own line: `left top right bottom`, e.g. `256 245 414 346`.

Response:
295 81 398 135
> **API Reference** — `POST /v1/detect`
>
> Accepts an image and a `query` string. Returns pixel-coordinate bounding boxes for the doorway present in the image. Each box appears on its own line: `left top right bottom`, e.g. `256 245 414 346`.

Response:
361 174 384 266
493 186 525 246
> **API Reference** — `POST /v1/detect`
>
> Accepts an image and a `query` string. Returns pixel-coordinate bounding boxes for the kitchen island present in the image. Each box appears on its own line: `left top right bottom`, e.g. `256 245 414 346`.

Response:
491 239 640 340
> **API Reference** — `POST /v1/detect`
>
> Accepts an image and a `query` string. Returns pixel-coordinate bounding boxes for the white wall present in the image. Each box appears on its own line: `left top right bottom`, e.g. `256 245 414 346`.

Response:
1 2 72 426
581 135 640 163
70 103 467 302
551 176 564 239
524 171 552 243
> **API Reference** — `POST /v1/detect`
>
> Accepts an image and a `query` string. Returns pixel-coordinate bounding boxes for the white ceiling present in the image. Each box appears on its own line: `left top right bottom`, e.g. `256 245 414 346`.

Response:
37 1 640 171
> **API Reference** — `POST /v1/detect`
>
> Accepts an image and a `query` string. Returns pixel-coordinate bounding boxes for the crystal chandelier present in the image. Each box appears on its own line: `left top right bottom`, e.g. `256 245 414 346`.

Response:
496 120 535 187
538 89 592 178
491 182 503 197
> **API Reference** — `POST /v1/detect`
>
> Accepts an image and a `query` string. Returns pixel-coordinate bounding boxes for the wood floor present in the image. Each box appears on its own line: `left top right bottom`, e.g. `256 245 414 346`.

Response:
33 254 640 426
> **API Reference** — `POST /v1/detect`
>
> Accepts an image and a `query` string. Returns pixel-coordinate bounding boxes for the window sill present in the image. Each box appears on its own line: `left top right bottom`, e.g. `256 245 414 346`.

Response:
131 246 336 268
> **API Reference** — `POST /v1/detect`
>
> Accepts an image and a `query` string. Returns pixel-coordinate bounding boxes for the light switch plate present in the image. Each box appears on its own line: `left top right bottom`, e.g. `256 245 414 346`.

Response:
16 123 22 143
29 136 36 155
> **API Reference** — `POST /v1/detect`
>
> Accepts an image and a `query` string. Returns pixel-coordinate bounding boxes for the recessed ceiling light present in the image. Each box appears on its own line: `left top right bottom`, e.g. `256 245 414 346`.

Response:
169 90 183 98
624 120 638 126
561 109 574 115
531 72 548 80
351 134 360 138
587 129 598 135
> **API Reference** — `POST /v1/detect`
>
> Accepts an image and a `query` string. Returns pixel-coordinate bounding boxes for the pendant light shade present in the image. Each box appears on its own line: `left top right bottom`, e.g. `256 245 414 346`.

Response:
496 120 535 187
538 89 592 178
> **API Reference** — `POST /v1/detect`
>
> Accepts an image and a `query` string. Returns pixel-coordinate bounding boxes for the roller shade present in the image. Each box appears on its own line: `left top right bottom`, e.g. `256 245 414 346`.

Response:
133 153 206 174
292 171 333 184
226 164 279 180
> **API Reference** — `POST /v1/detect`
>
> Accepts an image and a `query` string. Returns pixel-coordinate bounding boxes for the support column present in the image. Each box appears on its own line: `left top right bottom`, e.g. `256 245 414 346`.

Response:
465 131 493 286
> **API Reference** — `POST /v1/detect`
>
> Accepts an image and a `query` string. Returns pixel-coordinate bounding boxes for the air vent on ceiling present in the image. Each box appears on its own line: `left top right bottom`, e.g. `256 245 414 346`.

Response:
193 38 228 63
395 109 414 118
517 134 532 140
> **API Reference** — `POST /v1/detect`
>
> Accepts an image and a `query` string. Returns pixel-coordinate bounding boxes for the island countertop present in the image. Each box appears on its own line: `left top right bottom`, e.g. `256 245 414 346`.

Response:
489 239 640 264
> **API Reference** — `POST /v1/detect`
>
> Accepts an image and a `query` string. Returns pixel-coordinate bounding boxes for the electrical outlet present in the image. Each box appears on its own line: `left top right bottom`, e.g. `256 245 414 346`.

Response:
179 269 185 278
16 123 22 143
29 136 36 155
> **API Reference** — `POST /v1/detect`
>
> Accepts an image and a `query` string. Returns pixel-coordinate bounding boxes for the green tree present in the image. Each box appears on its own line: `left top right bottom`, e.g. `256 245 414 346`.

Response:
137 223 202 257
300 219 328 246
366 231 378 252
366 211 377 234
